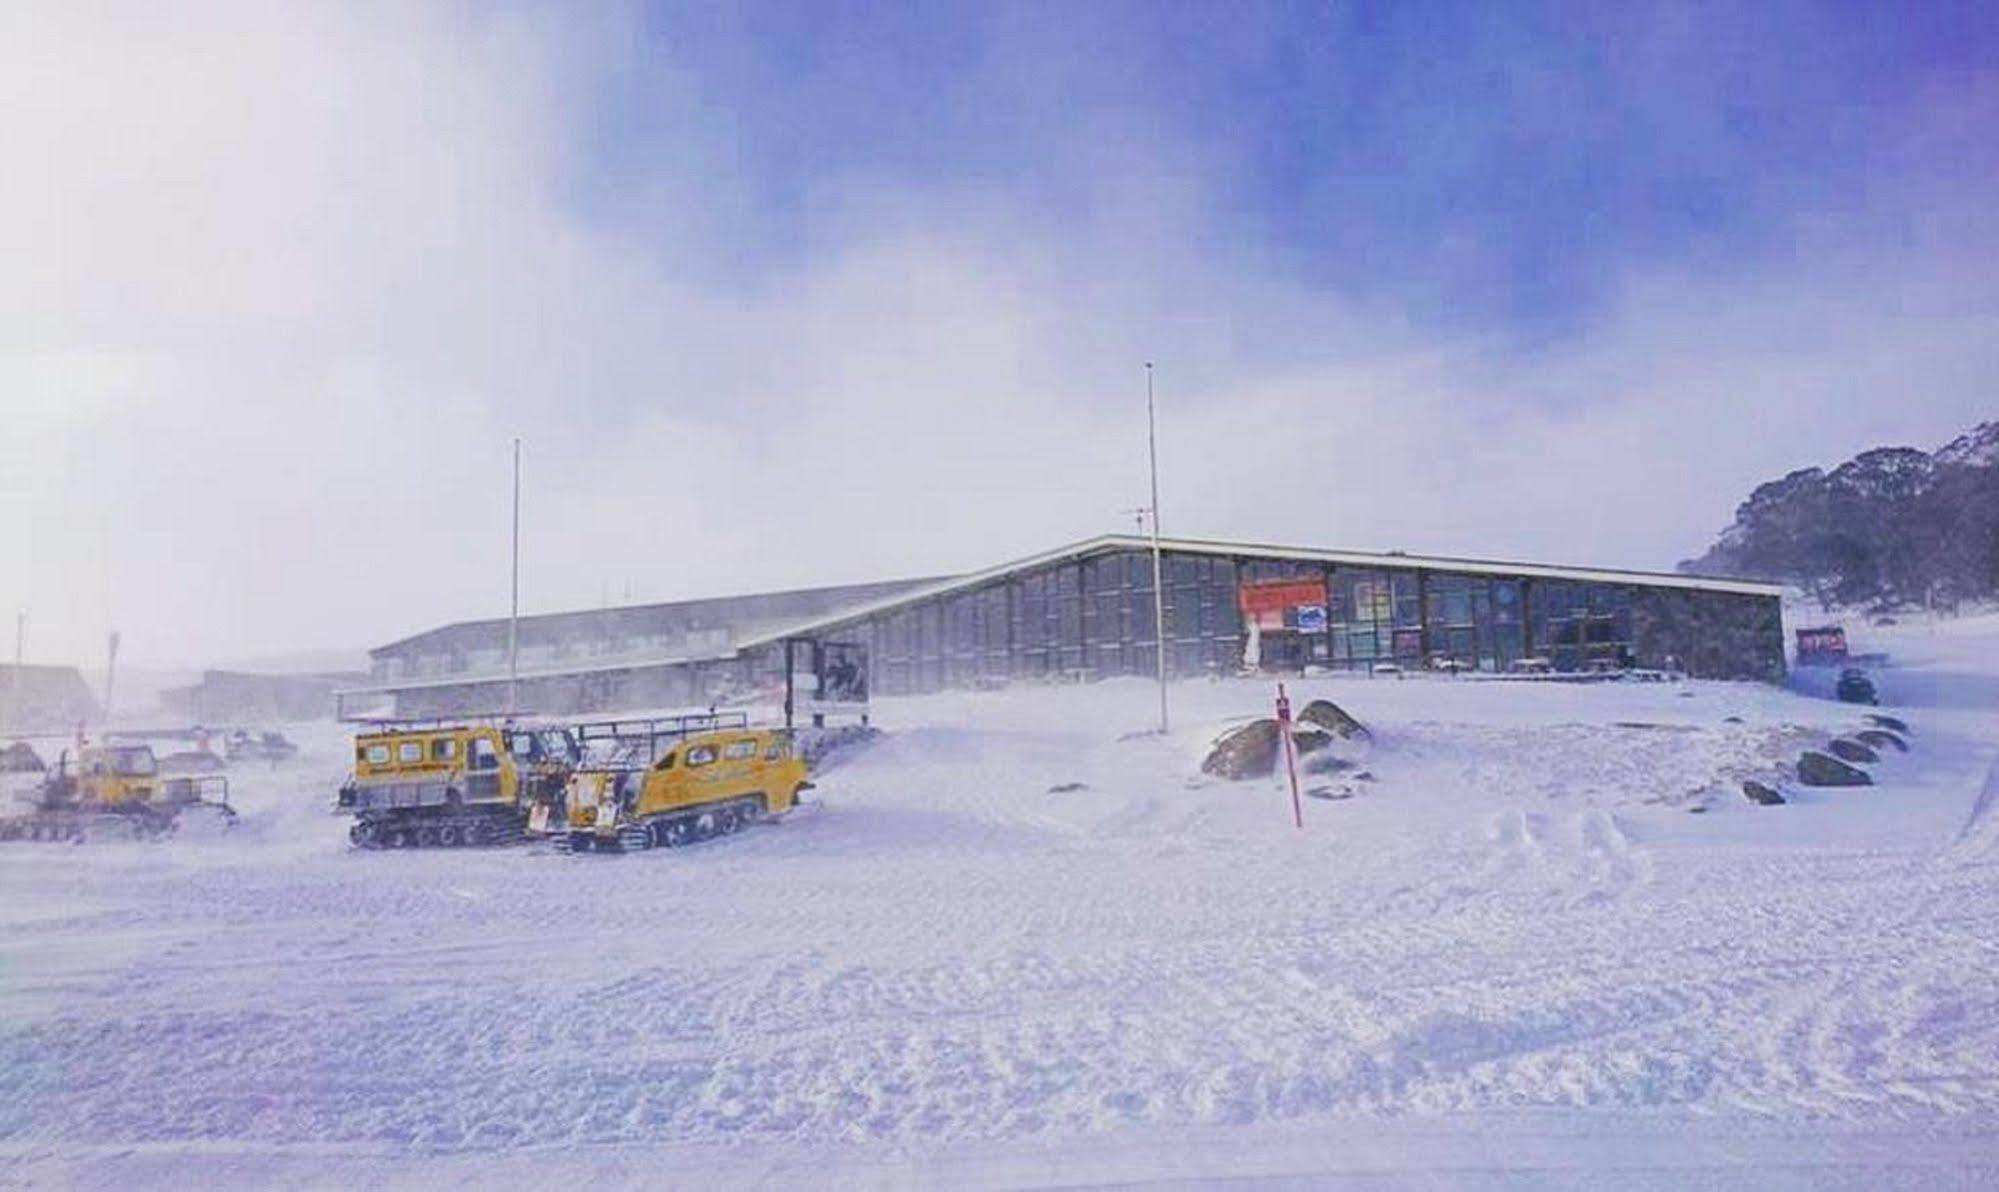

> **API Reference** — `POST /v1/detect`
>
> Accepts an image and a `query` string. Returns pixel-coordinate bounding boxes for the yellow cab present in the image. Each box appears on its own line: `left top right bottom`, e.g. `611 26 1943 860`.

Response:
560 725 810 852
339 719 579 849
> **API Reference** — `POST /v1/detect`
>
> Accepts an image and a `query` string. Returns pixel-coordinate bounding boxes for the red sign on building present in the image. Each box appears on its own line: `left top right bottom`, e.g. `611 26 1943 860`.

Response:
1238 578 1328 615
1795 625 1849 664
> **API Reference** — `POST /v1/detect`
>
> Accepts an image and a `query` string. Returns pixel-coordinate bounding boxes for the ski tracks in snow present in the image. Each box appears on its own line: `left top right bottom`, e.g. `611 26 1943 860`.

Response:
5 677 1999 1175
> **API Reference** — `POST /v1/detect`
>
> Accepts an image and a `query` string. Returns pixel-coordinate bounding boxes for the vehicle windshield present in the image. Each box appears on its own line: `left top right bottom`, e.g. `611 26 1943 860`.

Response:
107 747 157 776
580 736 651 768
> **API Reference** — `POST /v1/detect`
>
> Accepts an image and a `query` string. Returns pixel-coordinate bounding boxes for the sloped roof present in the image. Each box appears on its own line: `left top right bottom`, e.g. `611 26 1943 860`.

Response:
735 533 1784 650
370 575 952 659
343 534 1780 698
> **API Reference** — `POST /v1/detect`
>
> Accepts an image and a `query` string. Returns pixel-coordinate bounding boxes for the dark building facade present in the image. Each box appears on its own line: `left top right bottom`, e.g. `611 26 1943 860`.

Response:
1 664 104 734
159 669 372 724
342 536 1785 718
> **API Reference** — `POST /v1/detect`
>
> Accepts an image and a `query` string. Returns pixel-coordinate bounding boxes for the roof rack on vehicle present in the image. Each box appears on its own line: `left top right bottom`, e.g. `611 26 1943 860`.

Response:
569 711 757 770
573 710 751 745
352 712 546 731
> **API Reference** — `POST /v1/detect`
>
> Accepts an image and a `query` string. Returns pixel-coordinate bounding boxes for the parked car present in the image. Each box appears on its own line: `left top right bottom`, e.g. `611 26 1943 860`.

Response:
1 741 46 805
1835 668 1879 705
225 730 299 763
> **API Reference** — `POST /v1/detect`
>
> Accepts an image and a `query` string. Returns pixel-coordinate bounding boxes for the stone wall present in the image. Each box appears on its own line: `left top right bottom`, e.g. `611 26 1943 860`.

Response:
1632 590 1784 680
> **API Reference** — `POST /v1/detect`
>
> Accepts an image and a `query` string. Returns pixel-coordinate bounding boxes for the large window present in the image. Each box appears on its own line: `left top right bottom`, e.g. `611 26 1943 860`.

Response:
1530 580 1634 670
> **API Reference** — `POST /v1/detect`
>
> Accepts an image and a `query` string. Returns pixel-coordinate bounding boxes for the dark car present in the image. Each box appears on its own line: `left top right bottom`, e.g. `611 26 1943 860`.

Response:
1835 668 1878 705
0 742 44 774
225 730 299 763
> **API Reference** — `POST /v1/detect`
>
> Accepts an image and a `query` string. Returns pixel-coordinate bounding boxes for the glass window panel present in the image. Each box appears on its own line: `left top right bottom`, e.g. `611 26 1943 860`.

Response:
1172 640 1205 674
1128 598 1157 643
1392 573 1422 627
1442 585 1472 625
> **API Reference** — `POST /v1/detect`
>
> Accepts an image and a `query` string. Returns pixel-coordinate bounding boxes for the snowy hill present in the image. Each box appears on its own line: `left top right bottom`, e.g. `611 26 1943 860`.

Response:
3 619 1998 1187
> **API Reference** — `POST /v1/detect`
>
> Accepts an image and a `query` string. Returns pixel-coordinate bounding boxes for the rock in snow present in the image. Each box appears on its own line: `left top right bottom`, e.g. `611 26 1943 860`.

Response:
1798 750 1874 786
1741 779 1786 806
1201 720 1334 780
1298 698 1371 740
1292 727 1332 755
1827 737 1880 765
1855 728 1909 753
1866 713 1912 735
1202 720 1282 779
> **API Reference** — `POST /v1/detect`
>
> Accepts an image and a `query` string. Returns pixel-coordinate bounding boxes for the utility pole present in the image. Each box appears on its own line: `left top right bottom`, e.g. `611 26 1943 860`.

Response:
507 438 521 716
1147 362 1168 735
104 629 120 729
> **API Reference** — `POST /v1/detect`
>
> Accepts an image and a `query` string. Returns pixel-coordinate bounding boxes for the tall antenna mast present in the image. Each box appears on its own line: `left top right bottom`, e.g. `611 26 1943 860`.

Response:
1147 362 1168 734
104 629 120 729
507 438 521 716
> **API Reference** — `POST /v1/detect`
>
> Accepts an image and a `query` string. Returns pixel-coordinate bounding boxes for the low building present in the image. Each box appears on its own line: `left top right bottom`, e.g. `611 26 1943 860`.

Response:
159 670 372 724
340 535 1786 719
1 664 104 735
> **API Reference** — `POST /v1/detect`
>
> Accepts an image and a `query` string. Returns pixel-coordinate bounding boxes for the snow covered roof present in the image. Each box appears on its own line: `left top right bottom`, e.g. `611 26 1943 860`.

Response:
368 575 950 659
737 534 1784 650
344 535 1780 698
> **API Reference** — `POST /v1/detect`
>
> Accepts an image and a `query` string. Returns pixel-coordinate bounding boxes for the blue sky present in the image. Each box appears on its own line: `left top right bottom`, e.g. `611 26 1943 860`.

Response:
5 2 1997 666
574 1 1997 348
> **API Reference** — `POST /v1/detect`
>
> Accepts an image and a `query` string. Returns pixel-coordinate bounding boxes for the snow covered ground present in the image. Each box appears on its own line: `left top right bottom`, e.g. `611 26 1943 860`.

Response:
4 616 1998 1188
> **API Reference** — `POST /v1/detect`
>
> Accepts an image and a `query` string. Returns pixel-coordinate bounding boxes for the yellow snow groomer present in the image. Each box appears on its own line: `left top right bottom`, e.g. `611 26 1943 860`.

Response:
337 718 579 849
0 742 236 843
555 719 811 853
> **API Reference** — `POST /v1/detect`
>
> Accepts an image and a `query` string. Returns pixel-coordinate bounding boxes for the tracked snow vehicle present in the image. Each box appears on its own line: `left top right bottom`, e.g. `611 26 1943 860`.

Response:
555 717 810 853
337 718 579 849
0 742 237 843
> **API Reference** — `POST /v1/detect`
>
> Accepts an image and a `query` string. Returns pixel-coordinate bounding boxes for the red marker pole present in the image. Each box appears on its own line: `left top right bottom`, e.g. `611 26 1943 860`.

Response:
1276 682 1304 830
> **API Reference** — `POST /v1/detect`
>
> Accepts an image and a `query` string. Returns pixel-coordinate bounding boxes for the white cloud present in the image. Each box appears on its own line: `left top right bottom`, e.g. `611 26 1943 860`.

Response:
3 4 1993 670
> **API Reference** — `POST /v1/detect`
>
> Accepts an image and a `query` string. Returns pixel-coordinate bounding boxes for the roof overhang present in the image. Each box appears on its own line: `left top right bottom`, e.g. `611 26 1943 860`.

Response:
736 533 1784 650
348 534 1781 697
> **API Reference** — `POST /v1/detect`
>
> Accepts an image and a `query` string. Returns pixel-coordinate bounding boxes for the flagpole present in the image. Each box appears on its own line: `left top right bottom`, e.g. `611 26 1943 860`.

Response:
1147 363 1168 735
507 438 521 716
